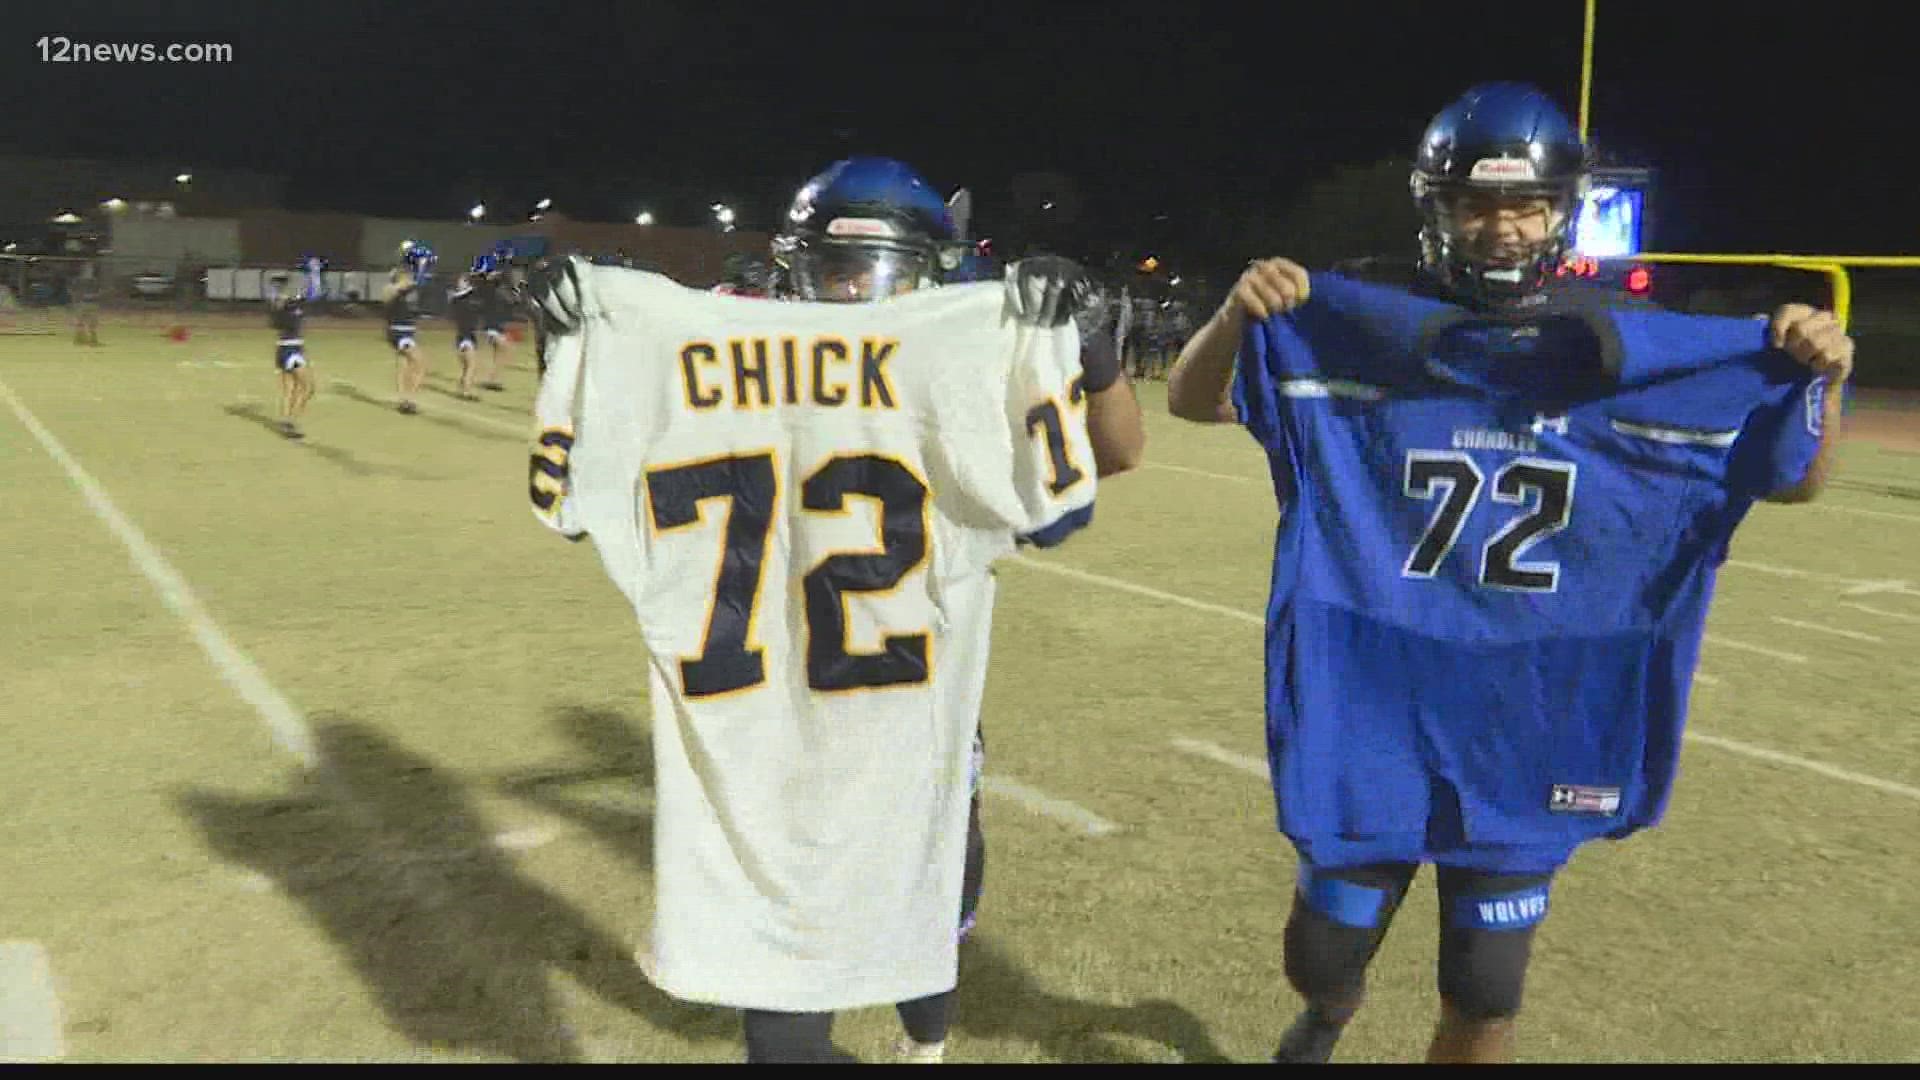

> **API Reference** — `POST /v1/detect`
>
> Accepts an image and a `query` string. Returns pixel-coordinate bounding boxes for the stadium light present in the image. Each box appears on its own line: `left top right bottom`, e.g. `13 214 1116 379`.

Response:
174 172 192 185
1168 274 1182 286
51 211 82 225
635 211 656 226
1041 200 1055 211
713 204 736 230
101 197 128 212
535 197 553 211
2 243 15 254
468 203 486 222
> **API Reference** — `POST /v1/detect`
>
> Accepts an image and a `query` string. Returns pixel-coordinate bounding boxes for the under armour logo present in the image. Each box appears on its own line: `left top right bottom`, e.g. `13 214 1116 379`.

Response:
1531 413 1570 436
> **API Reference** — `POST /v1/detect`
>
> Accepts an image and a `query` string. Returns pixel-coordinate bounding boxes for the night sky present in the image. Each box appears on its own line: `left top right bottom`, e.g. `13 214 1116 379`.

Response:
3 1 1912 272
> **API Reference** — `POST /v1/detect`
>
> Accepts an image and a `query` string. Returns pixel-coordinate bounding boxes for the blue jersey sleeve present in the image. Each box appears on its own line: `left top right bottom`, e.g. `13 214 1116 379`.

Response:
1231 322 1287 451
1609 308 1827 502
1725 371 1827 499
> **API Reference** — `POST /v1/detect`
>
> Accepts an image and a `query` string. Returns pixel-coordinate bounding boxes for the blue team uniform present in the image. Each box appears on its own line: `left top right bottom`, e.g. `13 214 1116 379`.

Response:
1233 272 1825 875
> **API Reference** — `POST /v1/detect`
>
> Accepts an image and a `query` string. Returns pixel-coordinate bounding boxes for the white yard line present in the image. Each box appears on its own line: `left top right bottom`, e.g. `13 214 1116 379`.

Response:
1843 602 1920 625
4 378 582 914
1767 616 1885 644
1169 737 1267 780
1701 634 1809 664
490 826 564 852
0 376 318 766
1006 553 1265 626
1140 462 1259 484
1726 559 1913 597
1682 732 1920 803
980 777 1123 836
0 943 63 1064
1810 503 1920 525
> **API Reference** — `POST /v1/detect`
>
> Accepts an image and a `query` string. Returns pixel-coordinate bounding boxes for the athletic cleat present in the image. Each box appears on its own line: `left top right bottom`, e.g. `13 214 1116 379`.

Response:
481 381 506 392
893 1036 947 1064
397 401 418 415
1271 1009 1346 1064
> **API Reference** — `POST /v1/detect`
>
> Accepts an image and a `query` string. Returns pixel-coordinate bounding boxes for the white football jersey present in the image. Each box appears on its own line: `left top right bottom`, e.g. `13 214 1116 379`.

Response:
529 267 1095 1012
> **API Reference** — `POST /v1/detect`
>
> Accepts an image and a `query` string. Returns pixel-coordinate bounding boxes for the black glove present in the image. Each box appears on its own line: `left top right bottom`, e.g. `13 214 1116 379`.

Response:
1007 256 1120 392
1006 256 1096 329
523 255 590 336
1077 327 1122 394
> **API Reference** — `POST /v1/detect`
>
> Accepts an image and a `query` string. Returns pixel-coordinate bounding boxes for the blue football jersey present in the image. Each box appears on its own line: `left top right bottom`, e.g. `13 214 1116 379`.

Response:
1232 272 1825 873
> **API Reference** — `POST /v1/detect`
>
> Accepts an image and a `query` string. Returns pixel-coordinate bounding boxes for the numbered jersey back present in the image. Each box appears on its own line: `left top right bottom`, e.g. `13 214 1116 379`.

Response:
528 268 1092 1011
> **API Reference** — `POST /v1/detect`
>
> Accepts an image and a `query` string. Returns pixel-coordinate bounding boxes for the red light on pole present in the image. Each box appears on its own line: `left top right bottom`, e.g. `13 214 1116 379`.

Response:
1626 266 1652 295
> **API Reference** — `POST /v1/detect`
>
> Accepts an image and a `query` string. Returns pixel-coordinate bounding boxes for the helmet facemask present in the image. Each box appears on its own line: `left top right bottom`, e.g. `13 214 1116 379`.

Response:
1414 171 1585 310
775 237 934 302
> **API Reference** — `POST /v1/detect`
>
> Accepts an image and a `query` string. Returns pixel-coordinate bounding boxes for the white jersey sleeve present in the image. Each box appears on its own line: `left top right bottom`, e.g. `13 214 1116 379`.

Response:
1001 291 1097 547
528 326 591 540
918 280 1097 556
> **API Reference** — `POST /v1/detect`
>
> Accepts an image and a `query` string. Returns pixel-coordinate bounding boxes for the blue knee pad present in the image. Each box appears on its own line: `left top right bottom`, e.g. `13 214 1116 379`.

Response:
1297 864 1395 929
1285 864 1405 1002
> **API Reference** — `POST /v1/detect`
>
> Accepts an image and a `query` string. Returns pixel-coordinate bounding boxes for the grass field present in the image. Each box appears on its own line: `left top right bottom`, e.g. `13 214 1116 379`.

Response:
2 313 1918 1063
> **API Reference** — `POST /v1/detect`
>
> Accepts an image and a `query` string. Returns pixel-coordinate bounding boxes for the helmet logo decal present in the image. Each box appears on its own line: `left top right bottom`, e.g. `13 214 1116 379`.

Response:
1469 158 1539 181
825 217 901 239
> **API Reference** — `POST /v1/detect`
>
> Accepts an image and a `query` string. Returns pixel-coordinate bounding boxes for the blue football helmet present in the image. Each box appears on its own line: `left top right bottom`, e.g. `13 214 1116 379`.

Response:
771 156 960 302
399 240 436 282
1411 82 1588 308
472 253 498 275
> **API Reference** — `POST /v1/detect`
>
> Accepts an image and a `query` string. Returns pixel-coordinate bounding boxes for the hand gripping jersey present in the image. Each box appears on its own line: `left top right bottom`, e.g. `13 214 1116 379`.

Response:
529 268 1094 1011
1233 273 1824 874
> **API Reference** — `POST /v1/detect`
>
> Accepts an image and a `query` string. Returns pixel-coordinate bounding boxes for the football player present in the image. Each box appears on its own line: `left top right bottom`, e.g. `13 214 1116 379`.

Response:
1167 82 1853 1064
70 264 103 347
383 267 425 414
267 273 314 438
449 269 486 400
527 156 1141 1066
474 253 513 391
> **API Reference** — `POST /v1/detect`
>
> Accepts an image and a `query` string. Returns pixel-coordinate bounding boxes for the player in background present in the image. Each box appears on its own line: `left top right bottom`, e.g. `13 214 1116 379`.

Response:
449 270 486 400
474 255 513 392
70 264 103 347
1167 83 1854 1064
266 273 314 439
526 156 1137 1065
712 253 772 297
383 267 425 414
